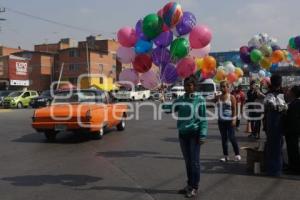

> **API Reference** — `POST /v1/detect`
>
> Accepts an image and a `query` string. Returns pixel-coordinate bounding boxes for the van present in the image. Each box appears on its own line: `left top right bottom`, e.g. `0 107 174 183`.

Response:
170 85 185 98
197 79 220 103
113 84 150 101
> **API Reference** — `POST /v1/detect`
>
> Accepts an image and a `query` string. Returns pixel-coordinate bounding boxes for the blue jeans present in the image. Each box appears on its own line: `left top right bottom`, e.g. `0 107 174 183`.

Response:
179 133 201 189
218 120 240 156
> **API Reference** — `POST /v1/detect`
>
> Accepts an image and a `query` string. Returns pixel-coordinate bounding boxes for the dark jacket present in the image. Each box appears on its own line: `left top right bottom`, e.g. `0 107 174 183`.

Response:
284 98 300 136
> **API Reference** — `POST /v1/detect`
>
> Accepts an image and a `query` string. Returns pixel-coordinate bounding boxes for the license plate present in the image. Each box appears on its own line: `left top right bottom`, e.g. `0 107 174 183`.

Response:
54 124 67 131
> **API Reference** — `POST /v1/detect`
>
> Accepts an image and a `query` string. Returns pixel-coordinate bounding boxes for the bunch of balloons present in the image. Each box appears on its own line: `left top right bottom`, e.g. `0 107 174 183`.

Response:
287 36 300 67
239 33 284 71
117 2 213 89
214 62 244 84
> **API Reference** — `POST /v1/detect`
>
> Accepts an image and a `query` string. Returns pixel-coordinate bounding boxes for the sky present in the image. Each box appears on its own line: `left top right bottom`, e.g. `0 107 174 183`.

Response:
0 0 299 52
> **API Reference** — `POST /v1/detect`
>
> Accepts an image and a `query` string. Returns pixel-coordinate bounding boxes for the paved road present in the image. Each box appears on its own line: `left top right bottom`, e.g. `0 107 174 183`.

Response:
0 105 299 200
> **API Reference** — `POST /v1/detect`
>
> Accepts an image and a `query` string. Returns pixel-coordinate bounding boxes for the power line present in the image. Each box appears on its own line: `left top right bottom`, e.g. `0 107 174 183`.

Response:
4 6 105 34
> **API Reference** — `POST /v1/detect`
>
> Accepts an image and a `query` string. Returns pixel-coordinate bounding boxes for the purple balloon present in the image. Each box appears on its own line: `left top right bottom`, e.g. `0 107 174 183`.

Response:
152 47 171 67
248 46 256 53
271 45 281 51
161 63 178 84
176 12 196 36
135 20 148 40
240 46 249 54
240 53 251 64
294 36 300 49
153 31 173 47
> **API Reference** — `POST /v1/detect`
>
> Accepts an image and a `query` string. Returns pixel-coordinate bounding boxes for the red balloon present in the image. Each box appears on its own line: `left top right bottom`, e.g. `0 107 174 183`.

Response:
133 54 152 73
227 73 238 84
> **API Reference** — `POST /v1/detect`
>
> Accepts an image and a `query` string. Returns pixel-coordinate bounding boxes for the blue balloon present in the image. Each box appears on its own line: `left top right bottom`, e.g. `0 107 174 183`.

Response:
135 39 153 54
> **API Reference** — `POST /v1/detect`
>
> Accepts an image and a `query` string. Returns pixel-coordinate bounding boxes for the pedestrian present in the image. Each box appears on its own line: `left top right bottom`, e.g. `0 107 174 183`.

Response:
246 81 265 139
162 75 207 198
215 81 241 162
264 74 287 176
231 85 246 132
283 85 300 174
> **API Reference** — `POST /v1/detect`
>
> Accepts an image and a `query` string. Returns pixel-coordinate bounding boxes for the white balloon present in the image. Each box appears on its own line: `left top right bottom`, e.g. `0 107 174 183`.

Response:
258 70 266 78
224 62 235 73
189 44 211 58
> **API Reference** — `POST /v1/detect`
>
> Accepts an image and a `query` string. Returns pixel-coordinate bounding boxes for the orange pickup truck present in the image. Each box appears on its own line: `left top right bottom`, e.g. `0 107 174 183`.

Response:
32 89 128 141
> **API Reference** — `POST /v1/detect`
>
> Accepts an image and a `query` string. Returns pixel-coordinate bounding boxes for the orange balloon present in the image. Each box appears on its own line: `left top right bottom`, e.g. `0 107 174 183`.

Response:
202 56 216 73
227 72 238 84
271 50 284 64
295 56 300 67
216 69 226 81
234 68 244 78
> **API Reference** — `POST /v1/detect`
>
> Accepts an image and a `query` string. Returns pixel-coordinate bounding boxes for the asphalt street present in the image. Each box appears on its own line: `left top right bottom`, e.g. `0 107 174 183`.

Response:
0 104 299 200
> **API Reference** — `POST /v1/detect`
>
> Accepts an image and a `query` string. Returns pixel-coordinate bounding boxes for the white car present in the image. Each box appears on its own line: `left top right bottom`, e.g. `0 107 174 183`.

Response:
113 85 150 101
197 79 220 103
170 86 185 99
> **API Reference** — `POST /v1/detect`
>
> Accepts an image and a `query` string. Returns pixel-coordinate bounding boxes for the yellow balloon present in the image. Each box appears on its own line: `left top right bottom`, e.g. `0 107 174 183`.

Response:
215 69 226 81
234 68 244 78
195 58 204 71
260 57 272 69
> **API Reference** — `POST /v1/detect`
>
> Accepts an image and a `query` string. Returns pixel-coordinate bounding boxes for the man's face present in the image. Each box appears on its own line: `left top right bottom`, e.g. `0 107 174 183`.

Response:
184 82 195 94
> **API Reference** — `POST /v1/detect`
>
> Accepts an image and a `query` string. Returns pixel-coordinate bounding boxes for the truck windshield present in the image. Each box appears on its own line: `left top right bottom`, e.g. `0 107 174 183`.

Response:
198 84 215 92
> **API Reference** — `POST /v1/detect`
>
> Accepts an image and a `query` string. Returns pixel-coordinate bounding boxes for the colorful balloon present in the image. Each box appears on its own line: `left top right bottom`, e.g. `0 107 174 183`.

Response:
234 67 244 78
250 49 263 63
170 38 190 60
161 63 178 84
215 69 226 81
189 25 212 49
223 61 235 73
153 31 173 47
135 20 148 40
133 54 152 73
176 57 196 78
140 70 160 90
142 14 163 39
260 57 272 69
135 39 153 54
117 47 136 64
117 27 137 47
152 47 171 67
294 36 300 49
258 70 266 78
240 46 249 54
189 43 211 58
259 45 273 57
162 2 183 28
289 37 296 49
195 58 204 71
202 56 216 73
271 50 284 63
175 11 196 36
119 69 139 86
157 9 170 32
227 73 238 84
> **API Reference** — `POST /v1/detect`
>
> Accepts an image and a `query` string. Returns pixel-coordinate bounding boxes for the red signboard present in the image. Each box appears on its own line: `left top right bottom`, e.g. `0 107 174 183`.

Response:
8 58 29 86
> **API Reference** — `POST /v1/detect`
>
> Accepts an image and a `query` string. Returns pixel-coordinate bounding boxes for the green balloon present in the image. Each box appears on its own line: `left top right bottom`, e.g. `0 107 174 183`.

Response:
250 49 263 63
170 38 190 60
142 14 163 39
289 37 296 49
259 45 272 57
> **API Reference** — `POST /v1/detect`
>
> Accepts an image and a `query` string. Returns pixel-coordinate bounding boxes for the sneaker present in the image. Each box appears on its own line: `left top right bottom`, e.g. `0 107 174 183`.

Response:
178 185 191 194
186 188 198 198
234 155 242 162
220 156 229 162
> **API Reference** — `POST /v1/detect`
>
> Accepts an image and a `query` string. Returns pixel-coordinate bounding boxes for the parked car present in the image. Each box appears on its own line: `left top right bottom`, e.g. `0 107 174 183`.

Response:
149 90 163 101
3 90 39 108
170 85 185 99
197 79 220 103
32 89 128 141
0 90 15 106
113 84 150 101
30 90 56 108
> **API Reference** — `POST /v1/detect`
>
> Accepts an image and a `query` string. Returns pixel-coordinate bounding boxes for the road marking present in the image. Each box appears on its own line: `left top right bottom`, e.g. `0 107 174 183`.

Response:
0 109 12 113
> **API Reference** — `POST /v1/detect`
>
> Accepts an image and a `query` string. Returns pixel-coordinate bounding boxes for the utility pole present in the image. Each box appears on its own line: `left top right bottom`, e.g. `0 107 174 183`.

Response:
0 7 6 31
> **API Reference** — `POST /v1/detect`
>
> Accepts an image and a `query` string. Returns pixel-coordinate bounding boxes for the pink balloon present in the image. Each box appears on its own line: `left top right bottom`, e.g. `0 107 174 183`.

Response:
176 57 196 78
117 47 136 64
117 27 137 47
118 69 139 86
189 43 211 58
140 71 160 90
189 25 212 49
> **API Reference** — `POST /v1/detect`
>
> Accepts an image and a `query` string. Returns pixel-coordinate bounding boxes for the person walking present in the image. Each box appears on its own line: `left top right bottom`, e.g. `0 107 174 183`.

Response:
284 85 300 174
216 81 241 162
264 74 287 176
162 75 207 198
231 85 246 131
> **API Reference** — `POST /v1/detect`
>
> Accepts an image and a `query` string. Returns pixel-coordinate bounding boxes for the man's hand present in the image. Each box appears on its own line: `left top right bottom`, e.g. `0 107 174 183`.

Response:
198 138 206 145
231 120 236 127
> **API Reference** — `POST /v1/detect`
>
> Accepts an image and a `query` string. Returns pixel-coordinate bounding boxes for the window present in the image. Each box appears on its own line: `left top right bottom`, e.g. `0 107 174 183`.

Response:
69 64 80 71
69 49 80 57
99 64 104 73
22 92 30 98
30 92 37 96
99 77 103 84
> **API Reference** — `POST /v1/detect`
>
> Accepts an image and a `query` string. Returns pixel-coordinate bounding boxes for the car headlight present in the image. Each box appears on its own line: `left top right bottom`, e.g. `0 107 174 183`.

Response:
13 97 18 101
